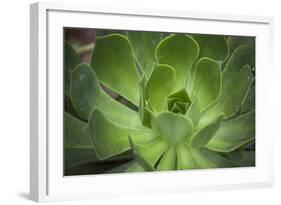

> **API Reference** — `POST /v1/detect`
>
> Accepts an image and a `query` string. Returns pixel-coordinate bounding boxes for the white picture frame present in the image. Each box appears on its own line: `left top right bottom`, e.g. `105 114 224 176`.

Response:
30 2 274 202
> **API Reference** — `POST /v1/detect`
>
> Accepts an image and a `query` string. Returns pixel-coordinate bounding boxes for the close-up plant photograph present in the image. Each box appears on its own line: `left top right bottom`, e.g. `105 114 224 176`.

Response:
63 28 255 176
2 0 281 204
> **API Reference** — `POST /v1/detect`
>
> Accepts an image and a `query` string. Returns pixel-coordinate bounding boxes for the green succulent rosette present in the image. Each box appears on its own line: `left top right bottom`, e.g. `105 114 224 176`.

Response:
64 31 255 175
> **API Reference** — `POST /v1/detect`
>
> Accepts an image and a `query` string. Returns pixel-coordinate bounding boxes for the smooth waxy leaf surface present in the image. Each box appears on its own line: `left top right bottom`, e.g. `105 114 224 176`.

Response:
128 31 163 77
192 34 229 61
192 58 222 111
157 146 177 171
65 150 135 174
64 112 91 148
146 64 175 112
167 89 191 113
176 144 195 169
242 83 255 113
156 112 193 145
206 110 255 152
91 34 140 104
70 64 142 127
228 36 255 54
185 98 200 128
88 109 157 159
125 161 146 172
220 64 253 117
190 148 235 168
223 149 255 167
201 64 253 120
64 153 134 176
156 34 199 90
176 145 235 169
223 45 255 83
189 114 224 148
170 103 186 114
64 43 81 97
64 112 135 171
189 148 217 168
130 138 169 170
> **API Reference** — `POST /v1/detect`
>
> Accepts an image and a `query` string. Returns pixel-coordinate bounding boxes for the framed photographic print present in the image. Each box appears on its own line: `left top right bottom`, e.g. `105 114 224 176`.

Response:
30 2 274 202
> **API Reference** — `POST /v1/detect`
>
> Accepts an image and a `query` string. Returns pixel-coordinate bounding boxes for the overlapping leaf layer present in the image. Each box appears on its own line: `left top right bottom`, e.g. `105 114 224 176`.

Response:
64 31 255 175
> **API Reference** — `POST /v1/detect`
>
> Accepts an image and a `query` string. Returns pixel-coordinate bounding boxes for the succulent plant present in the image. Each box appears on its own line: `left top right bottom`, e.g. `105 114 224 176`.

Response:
64 30 255 175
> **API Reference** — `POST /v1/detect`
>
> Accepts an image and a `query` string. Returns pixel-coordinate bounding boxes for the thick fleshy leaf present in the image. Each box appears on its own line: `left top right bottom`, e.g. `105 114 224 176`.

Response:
192 58 222 111
64 112 134 169
223 149 255 167
105 161 135 173
130 138 169 170
228 36 255 54
176 145 234 170
192 34 229 61
156 34 199 90
176 144 195 169
156 112 193 145
64 112 91 148
221 64 254 117
189 114 224 148
202 64 253 119
70 63 142 127
128 31 163 77
185 98 200 128
168 88 190 101
174 102 189 112
64 43 81 96
242 83 255 113
126 161 146 172
157 147 177 171
146 64 175 112
64 149 134 175
205 110 255 152
64 95 80 118
201 149 236 168
65 148 134 172
168 88 190 102
190 148 235 168
223 45 255 83
167 88 191 112
91 34 140 104
171 103 186 114
88 109 157 160
189 148 216 168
